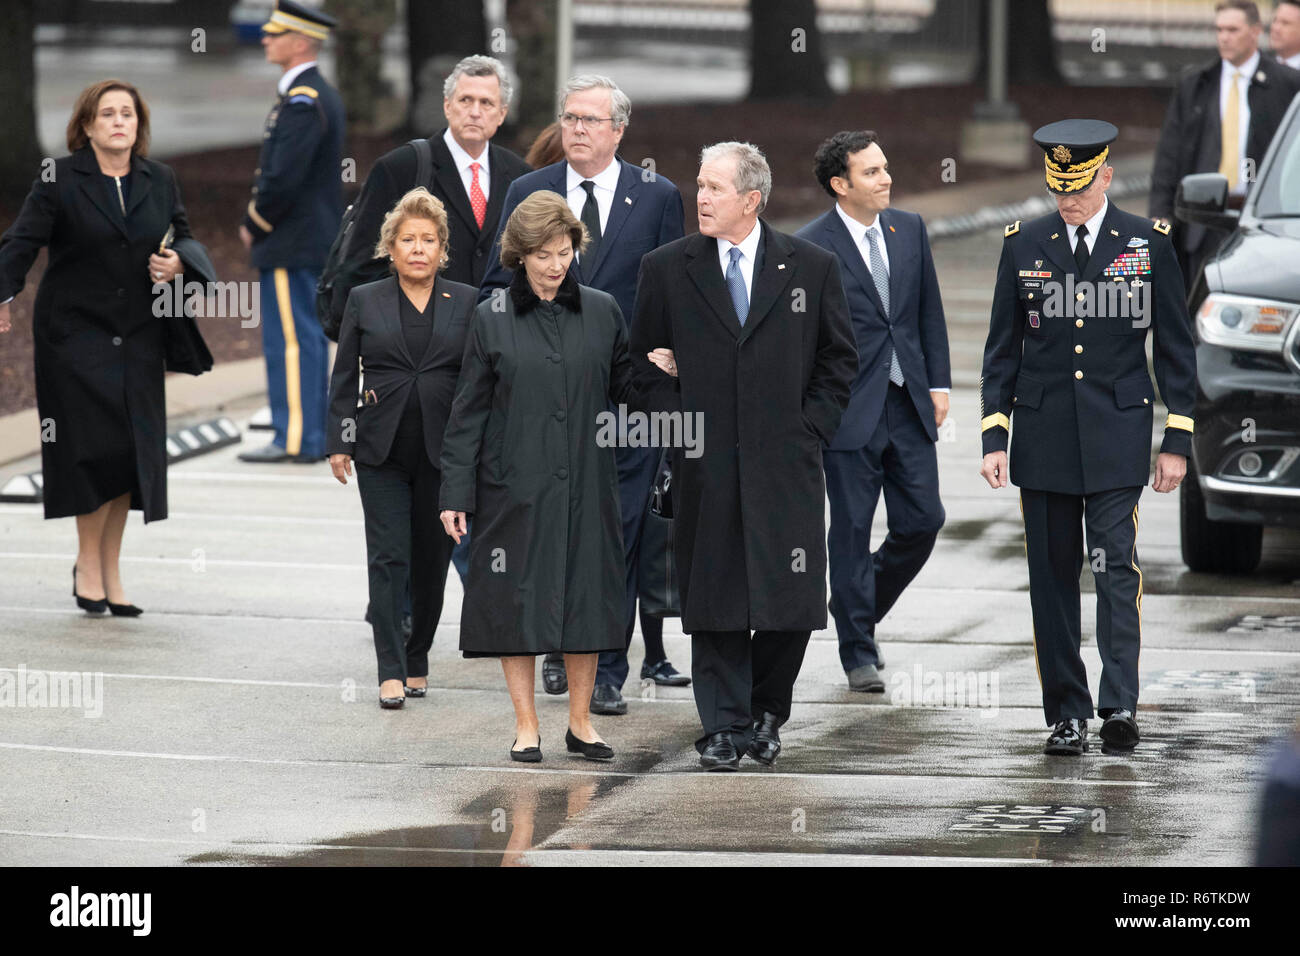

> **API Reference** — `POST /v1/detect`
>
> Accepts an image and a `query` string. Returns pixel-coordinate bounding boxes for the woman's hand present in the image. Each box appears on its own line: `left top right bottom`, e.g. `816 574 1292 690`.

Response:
440 510 468 544
648 348 677 377
149 248 183 285
0 301 10 334
329 453 352 485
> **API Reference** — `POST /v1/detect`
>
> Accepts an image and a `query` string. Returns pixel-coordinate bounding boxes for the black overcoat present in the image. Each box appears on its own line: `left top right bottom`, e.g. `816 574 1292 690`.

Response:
0 148 198 522
628 224 857 633
439 271 637 656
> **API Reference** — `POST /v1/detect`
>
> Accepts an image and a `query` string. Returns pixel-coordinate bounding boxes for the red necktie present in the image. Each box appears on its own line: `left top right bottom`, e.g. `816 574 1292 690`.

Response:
469 162 487 229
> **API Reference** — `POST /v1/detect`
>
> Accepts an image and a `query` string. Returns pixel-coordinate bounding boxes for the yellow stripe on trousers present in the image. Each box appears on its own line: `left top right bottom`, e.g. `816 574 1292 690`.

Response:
273 268 303 456
1018 491 1043 687
1131 505 1142 672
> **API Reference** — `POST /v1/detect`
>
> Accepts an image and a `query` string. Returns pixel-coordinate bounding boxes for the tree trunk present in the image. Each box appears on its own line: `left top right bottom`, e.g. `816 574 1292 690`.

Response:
0 0 42 209
747 0 832 100
324 0 398 134
407 0 489 136
971 0 1062 87
505 0 558 142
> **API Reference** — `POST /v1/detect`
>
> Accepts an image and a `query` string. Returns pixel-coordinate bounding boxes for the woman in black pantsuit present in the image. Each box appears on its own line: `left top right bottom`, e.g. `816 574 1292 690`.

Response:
327 188 476 709
0 79 206 616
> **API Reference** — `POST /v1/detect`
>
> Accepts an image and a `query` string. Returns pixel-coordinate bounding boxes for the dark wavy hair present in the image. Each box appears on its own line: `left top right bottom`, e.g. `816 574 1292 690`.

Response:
813 130 879 198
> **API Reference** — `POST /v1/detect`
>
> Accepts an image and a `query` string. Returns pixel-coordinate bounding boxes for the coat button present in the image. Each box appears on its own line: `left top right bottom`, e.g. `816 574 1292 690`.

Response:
550 353 561 362
112 336 123 346
1075 319 1084 328
475 249 483 257
556 468 568 479
1074 370 1083 380
1027 293 1034 300
1143 398 1150 404
1074 344 1083 354
554 410 566 422
117 288 126 297
1076 291 1085 301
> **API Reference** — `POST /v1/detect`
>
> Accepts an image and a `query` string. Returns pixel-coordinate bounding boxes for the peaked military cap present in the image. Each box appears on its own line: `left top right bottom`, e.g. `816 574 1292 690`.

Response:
261 0 336 41
1032 119 1118 195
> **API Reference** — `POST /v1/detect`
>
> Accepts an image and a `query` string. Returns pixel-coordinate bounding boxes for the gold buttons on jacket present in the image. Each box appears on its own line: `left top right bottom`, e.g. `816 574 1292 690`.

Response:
1075 319 1084 328
1074 370 1083 380
1074 345 1083 354
1076 291 1085 301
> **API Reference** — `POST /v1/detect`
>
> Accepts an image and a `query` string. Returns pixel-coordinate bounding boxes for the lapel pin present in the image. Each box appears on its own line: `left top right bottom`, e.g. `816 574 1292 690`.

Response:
624 196 632 205
1109 228 1119 236
442 292 451 297
1034 259 1043 268
1050 232 1060 240
778 263 786 270
888 225 895 232
1256 70 1266 83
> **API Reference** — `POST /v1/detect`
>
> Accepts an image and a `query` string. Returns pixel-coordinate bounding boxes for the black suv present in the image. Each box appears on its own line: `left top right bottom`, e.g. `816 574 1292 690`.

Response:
1175 94 1300 573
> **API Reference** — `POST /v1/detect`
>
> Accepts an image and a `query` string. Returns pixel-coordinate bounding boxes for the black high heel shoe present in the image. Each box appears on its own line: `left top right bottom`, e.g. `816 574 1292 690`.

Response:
107 601 143 617
565 728 614 761
72 566 107 615
510 735 542 763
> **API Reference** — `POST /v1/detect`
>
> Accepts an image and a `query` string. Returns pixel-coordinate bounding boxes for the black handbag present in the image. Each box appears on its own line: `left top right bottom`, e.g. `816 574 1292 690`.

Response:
164 236 215 375
637 450 680 618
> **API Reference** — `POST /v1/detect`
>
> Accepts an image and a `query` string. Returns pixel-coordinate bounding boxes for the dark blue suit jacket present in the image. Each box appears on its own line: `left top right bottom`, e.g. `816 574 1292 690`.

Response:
796 206 950 447
478 158 684 322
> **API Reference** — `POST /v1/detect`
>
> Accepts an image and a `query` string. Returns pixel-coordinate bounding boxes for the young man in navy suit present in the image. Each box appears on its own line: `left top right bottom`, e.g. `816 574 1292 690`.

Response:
479 75 686 714
796 131 951 693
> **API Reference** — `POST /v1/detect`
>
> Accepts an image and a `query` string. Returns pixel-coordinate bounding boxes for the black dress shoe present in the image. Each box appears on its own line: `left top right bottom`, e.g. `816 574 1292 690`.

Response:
404 683 427 698
237 442 291 463
542 653 568 695
590 683 627 715
847 663 885 693
72 566 107 615
700 732 740 771
746 712 782 766
565 728 613 761
107 601 143 617
1100 709 1140 752
1044 718 1088 755
379 694 405 709
641 659 691 686
511 735 542 763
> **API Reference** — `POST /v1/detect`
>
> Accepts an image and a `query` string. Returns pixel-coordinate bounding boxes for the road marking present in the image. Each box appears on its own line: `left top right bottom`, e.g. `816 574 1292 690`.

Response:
0 552 364 571
0 741 1161 785
0 506 362 526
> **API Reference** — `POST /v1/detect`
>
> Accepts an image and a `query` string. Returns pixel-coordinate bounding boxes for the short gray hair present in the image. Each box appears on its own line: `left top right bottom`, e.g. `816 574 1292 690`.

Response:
558 74 631 129
699 141 772 213
443 55 513 108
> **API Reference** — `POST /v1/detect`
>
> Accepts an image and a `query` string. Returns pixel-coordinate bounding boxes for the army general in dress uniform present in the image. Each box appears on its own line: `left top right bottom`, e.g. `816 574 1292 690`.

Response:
238 0 345 463
979 120 1198 757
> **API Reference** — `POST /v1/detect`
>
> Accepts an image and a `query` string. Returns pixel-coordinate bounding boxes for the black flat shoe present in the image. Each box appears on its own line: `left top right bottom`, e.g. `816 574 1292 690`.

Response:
72 566 107 615
565 728 614 761
379 695 405 709
511 736 542 763
107 602 143 617
700 731 740 771
1100 709 1140 752
640 659 691 686
404 683 427 698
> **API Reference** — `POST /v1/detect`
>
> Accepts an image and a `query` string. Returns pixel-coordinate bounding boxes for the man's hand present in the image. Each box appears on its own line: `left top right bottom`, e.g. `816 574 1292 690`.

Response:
980 451 1009 489
1152 452 1187 493
0 301 11 334
931 390 949 429
329 453 352 485
239 224 253 249
440 510 468 544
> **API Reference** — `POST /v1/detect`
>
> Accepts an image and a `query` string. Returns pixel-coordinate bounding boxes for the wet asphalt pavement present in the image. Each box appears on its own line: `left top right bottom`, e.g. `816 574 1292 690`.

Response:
1 226 1298 867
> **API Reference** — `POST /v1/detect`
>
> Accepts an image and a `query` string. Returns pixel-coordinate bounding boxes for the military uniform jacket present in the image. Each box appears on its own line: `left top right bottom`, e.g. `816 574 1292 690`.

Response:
979 201 1198 495
242 65 345 270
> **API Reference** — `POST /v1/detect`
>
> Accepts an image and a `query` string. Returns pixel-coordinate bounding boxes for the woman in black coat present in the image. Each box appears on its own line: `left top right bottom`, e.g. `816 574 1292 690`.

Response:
0 79 204 616
439 191 662 764
327 188 477 709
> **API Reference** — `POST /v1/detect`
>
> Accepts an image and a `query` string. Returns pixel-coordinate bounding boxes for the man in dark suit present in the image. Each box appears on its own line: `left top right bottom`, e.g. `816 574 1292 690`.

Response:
331 55 531 316
480 74 686 715
1272 0 1300 69
629 142 857 770
1149 0 1300 290
238 0 344 464
796 131 950 694
981 120 1198 757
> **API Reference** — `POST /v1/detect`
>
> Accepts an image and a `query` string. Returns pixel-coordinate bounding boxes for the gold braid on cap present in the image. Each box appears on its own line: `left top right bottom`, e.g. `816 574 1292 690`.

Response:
1044 146 1109 193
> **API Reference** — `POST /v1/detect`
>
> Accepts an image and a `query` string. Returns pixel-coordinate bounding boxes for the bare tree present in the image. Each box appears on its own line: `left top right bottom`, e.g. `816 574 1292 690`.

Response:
748 0 832 100
506 0 558 140
407 0 489 135
325 0 399 133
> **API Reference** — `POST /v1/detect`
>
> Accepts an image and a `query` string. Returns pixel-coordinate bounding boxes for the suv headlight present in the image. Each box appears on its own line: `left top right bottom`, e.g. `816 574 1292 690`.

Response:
1197 293 1299 352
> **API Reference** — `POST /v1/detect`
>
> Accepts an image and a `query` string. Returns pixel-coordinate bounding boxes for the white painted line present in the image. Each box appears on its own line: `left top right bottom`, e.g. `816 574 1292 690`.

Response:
0 741 1161 785
0 552 363 571
0 505 362 526
0 606 369 626
167 471 338 484
518 849 1054 866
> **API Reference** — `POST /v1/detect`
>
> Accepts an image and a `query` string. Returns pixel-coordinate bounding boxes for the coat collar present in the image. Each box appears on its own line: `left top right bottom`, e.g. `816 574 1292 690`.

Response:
509 266 582 314
71 147 154 237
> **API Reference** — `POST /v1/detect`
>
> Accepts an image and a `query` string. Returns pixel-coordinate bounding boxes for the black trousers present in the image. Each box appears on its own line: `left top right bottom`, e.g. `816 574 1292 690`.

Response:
356 420 455 685
690 629 811 753
1019 486 1143 726
824 382 945 673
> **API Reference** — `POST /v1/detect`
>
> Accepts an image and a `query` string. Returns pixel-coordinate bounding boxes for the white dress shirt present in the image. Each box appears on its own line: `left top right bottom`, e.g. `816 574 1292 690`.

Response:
277 60 318 95
1221 51 1260 195
443 128 490 204
565 158 621 236
834 203 949 394
1065 196 1108 255
1279 52 1300 71
716 219 761 298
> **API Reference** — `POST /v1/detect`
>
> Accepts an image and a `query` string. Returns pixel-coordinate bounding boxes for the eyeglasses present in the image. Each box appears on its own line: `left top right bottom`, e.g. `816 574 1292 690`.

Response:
559 112 615 129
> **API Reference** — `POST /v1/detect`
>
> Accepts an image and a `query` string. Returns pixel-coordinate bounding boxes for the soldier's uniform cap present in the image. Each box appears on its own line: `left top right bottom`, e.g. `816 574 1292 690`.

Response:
1032 119 1118 195
262 0 336 41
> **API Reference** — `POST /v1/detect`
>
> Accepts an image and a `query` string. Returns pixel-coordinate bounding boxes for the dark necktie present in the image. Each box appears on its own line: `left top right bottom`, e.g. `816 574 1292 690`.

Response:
580 180 602 266
1073 223 1090 273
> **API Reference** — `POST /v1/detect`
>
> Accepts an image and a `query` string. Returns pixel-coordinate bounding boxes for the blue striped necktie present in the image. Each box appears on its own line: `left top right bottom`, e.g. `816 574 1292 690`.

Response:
864 229 904 386
725 246 749 326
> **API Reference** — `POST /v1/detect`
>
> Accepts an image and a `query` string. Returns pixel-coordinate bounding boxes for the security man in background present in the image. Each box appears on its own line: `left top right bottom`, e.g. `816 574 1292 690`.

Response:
238 0 344 463
979 120 1198 757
